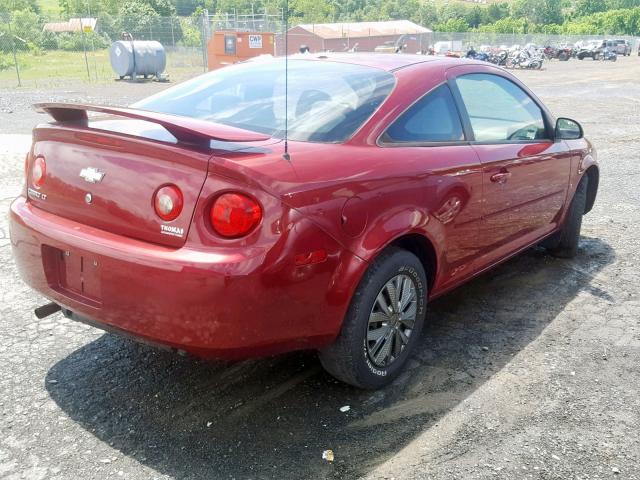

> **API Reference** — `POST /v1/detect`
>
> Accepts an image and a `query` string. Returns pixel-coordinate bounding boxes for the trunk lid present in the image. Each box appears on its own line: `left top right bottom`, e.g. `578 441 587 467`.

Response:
28 121 212 248
27 104 278 248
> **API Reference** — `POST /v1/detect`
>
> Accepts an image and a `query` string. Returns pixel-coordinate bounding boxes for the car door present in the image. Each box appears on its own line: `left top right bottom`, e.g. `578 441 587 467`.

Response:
379 83 484 288
448 68 571 264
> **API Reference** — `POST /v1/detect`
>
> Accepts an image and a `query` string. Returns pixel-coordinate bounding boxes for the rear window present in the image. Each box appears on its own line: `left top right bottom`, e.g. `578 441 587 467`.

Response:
133 59 395 143
383 84 464 143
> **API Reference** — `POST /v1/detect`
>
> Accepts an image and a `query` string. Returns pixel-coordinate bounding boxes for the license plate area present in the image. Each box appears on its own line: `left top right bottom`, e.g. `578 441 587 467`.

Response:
42 246 102 307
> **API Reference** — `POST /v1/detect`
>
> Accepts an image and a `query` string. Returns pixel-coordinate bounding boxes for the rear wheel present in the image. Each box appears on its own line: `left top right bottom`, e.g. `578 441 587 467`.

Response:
319 247 427 389
543 176 589 258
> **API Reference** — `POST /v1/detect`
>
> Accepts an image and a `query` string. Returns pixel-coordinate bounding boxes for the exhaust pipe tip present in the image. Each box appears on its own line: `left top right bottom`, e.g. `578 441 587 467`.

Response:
34 302 61 319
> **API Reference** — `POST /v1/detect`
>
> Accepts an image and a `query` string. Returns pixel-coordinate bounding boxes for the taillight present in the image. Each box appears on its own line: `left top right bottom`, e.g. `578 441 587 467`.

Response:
154 185 183 221
32 156 46 188
210 192 262 238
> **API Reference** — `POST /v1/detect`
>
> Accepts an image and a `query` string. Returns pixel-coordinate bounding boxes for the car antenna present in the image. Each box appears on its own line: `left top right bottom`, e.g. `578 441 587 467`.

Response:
282 0 291 162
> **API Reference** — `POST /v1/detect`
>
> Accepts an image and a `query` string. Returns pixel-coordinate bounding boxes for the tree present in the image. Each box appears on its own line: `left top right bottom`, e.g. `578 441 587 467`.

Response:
465 6 486 28
433 17 470 32
575 0 608 16
175 0 206 16
606 0 640 9
486 2 509 22
379 0 421 22
289 0 335 23
0 0 39 13
476 16 527 33
416 0 439 28
538 0 563 24
144 0 176 16
118 0 160 38
510 0 562 25
438 2 471 22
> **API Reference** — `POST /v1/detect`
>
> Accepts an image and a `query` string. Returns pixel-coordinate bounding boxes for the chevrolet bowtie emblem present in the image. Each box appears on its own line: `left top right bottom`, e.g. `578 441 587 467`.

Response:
79 167 105 184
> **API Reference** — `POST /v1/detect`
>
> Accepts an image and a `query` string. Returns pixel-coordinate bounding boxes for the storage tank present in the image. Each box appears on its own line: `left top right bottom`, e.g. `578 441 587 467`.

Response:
110 41 166 79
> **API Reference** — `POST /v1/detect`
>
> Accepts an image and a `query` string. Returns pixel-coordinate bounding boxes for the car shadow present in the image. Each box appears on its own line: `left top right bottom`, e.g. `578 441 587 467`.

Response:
46 236 614 479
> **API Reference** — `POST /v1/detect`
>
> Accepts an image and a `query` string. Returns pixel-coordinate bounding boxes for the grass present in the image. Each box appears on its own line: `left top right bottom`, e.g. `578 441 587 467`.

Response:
0 50 112 83
0 49 205 87
38 0 61 17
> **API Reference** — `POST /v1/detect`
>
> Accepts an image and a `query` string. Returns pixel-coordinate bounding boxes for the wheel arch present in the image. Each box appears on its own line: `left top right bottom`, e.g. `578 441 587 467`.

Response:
386 233 438 291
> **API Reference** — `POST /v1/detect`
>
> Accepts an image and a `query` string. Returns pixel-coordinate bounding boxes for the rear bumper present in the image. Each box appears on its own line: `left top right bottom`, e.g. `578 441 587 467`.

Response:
10 197 365 359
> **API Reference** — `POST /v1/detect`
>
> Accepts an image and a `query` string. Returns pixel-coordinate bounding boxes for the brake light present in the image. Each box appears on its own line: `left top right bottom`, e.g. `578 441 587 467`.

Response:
210 193 262 238
154 185 183 221
32 156 46 188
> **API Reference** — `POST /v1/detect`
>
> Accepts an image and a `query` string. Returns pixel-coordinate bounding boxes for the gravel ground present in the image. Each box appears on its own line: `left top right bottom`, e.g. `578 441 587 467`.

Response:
1 57 639 480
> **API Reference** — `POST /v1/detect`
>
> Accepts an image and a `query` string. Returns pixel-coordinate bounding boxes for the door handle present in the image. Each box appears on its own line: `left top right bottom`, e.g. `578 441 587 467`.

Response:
490 171 512 184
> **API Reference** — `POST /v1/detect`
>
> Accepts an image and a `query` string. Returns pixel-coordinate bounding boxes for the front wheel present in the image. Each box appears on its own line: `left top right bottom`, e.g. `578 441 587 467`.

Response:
319 247 427 389
543 176 589 258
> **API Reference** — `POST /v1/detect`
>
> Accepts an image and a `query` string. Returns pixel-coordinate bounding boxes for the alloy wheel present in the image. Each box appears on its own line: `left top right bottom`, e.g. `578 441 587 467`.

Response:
366 273 418 368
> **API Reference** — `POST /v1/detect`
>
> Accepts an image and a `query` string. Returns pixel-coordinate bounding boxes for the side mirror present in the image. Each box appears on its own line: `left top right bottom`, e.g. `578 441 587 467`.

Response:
555 117 583 140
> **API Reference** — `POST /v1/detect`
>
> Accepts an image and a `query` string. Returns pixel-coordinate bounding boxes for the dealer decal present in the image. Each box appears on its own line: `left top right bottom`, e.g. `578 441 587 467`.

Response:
160 224 184 238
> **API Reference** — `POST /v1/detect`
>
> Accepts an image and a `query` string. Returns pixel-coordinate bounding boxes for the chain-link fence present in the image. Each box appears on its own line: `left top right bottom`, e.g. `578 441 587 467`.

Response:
0 12 207 87
0 10 638 88
277 26 638 55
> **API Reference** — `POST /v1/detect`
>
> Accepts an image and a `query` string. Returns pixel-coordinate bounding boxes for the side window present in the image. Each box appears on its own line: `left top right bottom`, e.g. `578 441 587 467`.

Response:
383 84 464 143
455 73 548 142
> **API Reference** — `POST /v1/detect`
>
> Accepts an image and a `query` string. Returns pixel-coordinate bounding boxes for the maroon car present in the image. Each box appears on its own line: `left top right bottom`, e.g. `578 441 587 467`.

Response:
10 54 599 388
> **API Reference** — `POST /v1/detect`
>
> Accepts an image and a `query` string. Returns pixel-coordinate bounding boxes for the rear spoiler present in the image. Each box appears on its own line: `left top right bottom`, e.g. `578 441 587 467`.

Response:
33 103 271 148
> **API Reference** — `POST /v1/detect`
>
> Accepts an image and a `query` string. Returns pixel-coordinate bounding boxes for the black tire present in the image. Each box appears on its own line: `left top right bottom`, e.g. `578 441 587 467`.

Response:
319 247 428 389
544 175 589 258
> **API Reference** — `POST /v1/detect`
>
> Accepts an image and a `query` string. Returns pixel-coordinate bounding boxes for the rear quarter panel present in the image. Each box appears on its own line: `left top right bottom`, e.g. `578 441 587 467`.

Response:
234 61 486 297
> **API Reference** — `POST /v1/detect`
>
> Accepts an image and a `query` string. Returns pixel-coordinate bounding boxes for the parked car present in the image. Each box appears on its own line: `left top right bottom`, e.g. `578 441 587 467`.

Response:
611 39 631 56
577 40 603 60
10 55 599 389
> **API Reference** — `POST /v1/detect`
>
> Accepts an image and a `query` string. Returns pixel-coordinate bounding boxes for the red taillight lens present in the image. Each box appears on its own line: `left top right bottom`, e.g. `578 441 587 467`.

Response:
154 185 183 221
32 156 46 188
210 193 262 238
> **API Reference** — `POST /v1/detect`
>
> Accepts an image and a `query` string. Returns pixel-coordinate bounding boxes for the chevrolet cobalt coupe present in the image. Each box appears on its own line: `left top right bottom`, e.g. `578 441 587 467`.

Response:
10 54 598 389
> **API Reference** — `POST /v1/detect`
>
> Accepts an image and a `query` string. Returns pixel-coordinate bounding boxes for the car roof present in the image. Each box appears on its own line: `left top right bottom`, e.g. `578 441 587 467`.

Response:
288 52 470 72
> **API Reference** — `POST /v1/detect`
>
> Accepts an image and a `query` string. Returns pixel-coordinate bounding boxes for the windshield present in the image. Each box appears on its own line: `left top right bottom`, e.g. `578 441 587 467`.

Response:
133 59 396 143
